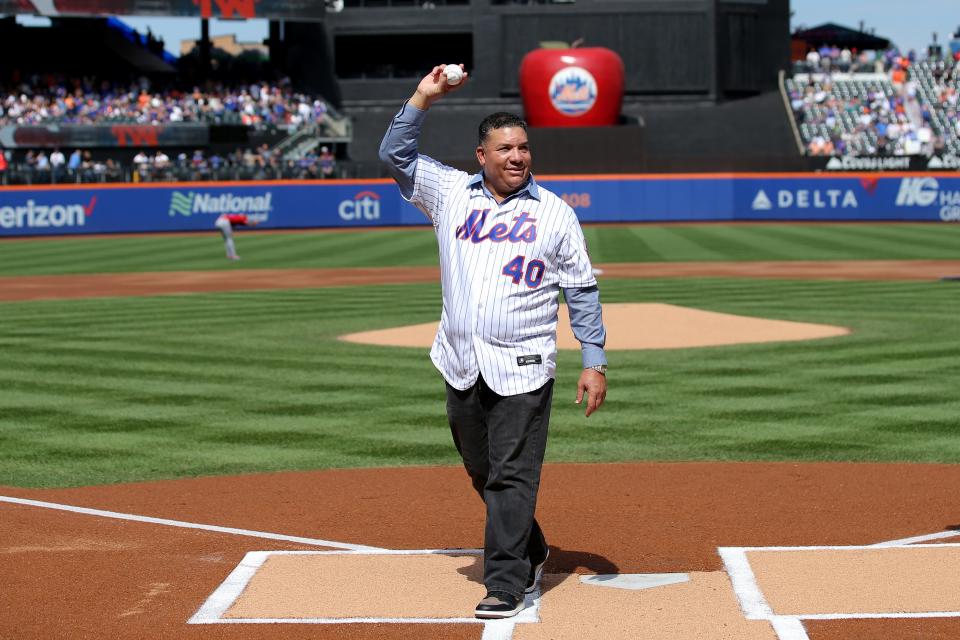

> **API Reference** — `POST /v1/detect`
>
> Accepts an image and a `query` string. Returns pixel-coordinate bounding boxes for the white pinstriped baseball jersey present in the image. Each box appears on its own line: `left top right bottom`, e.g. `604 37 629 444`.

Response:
409 154 597 396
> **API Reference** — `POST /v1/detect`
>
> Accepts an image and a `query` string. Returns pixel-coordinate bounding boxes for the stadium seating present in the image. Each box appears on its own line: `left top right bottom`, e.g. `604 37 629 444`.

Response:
0 79 333 129
0 73 350 184
785 52 960 157
910 60 960 155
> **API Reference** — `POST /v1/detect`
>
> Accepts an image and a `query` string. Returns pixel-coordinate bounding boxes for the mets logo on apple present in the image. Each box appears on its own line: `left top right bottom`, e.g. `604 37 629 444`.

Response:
548 66 598 117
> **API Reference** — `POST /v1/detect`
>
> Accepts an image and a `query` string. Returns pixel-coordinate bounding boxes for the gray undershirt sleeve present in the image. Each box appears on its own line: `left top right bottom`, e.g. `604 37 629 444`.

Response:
378 100 427 200
563 285 607 368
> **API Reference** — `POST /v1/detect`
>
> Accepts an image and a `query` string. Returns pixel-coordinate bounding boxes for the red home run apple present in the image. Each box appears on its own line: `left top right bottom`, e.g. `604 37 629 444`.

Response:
520 46 624 127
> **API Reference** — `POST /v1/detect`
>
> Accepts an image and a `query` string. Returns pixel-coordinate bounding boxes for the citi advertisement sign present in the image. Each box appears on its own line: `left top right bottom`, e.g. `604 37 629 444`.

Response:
338 190 381 221
0 196 96 230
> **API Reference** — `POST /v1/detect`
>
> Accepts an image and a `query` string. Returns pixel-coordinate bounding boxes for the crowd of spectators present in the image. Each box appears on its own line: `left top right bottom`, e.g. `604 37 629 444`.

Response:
0 70 346 184
0 144 339 185
132 144 338 182
788 38 960 157
0 148 124 184
801 45 886 75
0 73 330 129
797 44 957 76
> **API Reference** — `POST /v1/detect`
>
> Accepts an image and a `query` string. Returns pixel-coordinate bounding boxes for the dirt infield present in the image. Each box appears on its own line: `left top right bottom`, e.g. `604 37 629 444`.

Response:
3 259 960 301
3 464 960 639
3 262 960 639
341 303 850 350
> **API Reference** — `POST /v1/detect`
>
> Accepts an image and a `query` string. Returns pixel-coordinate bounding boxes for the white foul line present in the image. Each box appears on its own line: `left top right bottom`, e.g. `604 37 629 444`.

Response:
872 530 960 547
720 547 810 640
188 551 271 624
4 495 517 633
770 616 810 640
0 495 384 551
792 611 960 620
482 619 517 640
728 543 960 552
718 547 774 620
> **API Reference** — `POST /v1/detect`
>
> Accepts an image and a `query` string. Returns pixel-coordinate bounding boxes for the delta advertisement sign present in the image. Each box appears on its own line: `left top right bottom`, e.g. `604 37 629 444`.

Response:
0 183 424 236
3 174 960 236
538 174 960 223
733 176 960 222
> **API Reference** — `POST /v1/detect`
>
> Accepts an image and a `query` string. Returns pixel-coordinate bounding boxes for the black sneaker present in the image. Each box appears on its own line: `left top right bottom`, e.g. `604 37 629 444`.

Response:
474 590 524 619
525 547 549 593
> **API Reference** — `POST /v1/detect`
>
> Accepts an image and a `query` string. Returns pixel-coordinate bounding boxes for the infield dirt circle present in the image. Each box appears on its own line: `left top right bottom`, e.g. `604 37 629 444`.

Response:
2 261 960 640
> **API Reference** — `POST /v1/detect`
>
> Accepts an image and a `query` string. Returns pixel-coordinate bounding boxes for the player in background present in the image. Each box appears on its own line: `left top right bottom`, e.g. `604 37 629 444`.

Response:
379 64 607 620
215 213 259 260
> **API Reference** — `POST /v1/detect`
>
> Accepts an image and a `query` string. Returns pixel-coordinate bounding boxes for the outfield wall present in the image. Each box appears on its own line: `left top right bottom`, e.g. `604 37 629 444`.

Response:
1 173 958 237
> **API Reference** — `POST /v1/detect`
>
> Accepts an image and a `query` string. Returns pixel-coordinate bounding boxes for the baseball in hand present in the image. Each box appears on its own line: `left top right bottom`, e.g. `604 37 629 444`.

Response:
443 64 464 86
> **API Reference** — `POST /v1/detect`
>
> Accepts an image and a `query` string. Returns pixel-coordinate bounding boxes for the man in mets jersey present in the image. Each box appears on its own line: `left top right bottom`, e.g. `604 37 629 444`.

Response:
379 64 607 619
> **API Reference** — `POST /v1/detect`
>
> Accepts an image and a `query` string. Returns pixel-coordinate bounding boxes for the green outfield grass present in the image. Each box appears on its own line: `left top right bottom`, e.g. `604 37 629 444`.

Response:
2 257 960 487
1 222 959 275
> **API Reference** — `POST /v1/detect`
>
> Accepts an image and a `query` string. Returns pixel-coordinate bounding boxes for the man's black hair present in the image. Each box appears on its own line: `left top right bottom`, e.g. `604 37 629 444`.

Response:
478 112 528 146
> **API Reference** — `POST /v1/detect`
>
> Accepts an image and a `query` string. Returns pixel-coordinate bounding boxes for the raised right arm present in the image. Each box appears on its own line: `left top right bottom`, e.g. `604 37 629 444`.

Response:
378 102 426 200
378 64 468 200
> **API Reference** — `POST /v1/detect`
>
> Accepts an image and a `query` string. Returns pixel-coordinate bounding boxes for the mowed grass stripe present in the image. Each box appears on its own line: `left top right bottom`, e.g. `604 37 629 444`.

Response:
1 284 440 331
2 276 960 487
236 228 438 268
834 223 960 254
802 224 952 258
622 226 729 261
734 224 903 259
660 225 791 261
4 223 960 275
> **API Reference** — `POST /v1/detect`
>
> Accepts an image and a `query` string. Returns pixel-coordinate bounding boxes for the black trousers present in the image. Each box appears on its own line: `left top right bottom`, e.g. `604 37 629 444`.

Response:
446 376 553 599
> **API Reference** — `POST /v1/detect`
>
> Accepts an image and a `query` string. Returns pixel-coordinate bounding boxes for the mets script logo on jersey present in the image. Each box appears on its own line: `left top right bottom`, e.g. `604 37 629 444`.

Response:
455 210 538 243
549 67 597 117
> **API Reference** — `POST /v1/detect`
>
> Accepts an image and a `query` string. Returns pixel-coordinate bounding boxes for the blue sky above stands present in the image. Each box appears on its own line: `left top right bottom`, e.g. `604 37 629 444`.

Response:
15 14 268 56
791 0 959 54
120 17 269 56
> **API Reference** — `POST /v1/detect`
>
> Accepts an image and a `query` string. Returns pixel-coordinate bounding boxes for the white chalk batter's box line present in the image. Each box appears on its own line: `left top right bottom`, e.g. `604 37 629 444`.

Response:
720 543 960 622
188 548 542 626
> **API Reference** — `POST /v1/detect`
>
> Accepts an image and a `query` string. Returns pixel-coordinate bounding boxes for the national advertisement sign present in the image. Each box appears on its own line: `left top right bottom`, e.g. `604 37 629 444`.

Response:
0 183 424 236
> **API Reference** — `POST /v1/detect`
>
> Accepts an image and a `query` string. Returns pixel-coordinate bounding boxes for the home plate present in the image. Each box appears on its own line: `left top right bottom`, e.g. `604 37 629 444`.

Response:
580 573 690 590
